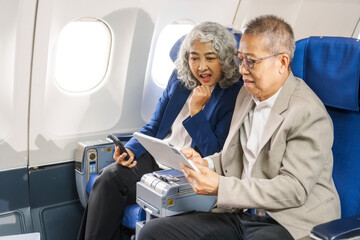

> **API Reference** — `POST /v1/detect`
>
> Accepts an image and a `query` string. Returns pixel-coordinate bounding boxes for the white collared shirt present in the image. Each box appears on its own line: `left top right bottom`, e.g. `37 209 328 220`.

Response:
240 88 282 179
162 92 193 150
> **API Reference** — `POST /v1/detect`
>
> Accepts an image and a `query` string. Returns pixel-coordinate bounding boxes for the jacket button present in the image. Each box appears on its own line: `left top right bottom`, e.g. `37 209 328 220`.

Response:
225 170 228 173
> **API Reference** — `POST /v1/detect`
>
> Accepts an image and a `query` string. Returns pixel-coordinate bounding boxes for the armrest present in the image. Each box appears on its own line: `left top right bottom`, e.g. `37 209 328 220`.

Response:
310 215 360 240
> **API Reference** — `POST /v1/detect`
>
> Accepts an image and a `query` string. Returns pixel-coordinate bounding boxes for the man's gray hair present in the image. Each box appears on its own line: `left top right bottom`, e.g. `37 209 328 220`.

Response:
244 15 295 64
175 21 241 90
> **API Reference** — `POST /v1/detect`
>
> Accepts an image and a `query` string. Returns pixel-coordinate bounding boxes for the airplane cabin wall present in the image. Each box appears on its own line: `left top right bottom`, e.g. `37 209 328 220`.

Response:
0 0 37 170
233 0 360 40
28 0 240 168
28 0 155 167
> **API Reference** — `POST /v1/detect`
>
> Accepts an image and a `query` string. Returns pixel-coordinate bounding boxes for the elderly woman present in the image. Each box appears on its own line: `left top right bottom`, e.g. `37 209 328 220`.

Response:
78 21 242 240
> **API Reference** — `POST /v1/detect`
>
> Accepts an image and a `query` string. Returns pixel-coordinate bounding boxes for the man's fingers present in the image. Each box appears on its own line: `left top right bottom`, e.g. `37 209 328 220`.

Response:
180 163 190 175
181 162 201 177
192 161 205 170
181 148 198 158
181 163 204 193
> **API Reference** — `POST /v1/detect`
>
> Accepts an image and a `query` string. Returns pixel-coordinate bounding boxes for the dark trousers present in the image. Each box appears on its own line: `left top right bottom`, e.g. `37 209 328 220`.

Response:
78 152 161 240
137 211 294 240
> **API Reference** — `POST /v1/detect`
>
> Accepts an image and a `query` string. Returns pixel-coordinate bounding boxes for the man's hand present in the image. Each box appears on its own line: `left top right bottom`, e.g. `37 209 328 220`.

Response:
189 85 211 116
181 148 208 167
113 147 137 168
181 161 219 196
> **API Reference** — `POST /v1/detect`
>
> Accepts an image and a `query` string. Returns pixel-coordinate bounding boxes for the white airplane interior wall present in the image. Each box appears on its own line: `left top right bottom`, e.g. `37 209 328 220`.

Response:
0 0 359 239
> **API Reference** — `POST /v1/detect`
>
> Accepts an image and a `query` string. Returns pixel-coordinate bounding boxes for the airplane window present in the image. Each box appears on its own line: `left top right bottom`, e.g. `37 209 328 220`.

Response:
151 22 195 87
55 19 111 92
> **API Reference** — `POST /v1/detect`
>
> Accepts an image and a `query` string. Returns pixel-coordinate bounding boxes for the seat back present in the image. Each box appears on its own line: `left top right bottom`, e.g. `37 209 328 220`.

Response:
292 36 360 218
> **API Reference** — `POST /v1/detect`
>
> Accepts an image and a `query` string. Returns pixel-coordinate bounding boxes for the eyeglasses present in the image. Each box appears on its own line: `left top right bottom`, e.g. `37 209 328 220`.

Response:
233 53 283 69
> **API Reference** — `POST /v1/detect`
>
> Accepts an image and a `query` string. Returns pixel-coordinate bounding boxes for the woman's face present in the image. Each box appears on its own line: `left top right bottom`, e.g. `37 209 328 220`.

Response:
188 40 223 87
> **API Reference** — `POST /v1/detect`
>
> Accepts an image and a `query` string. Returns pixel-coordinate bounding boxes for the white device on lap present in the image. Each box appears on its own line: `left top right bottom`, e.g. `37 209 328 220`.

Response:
133 132 201 174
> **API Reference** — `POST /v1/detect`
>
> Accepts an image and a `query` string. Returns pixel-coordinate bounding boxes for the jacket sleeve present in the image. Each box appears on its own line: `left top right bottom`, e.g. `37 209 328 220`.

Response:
183 81 241 157
125 73 178 159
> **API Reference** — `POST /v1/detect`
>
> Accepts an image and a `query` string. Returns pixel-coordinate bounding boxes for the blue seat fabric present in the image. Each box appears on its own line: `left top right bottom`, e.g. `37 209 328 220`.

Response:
329 107 360 217
292 36 360 219
293 37 360 111
86 174 99 196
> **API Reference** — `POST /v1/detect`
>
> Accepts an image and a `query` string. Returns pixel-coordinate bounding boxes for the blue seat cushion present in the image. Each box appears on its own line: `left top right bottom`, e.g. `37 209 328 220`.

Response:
86 174 99 195
121 204 146 229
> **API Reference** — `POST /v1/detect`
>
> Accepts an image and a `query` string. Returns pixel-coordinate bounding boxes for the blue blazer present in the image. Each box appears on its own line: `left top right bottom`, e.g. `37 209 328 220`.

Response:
126 71 241 159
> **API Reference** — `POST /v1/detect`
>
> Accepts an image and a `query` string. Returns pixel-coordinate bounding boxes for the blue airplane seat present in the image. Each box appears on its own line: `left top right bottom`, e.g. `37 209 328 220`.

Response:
169 35 185 62
292 36 360 237
291 38 307 80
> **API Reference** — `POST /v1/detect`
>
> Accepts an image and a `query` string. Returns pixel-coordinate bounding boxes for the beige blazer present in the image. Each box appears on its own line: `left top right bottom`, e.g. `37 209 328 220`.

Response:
209 73 341 239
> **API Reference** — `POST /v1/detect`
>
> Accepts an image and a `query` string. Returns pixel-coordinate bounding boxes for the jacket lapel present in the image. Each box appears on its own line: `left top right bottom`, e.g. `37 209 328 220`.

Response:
223 89 254 152
157 83 190 138
221 89 254 176
258 73 298 153
202 85 223 119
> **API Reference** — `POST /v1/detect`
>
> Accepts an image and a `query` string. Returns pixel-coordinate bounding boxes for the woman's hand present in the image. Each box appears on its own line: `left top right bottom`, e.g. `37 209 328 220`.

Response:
189 84 211 116
113 147 137 168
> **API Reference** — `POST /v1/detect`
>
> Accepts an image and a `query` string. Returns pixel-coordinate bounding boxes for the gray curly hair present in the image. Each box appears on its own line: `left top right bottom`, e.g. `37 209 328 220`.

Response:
175 22 241 90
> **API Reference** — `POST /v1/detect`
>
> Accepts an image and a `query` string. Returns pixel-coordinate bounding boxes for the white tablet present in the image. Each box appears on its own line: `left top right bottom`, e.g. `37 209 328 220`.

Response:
133 132 201 174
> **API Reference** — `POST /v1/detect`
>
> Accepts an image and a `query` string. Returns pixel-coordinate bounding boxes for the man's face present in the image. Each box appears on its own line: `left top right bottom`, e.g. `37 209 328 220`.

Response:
188 40 223 87
237 34 284 101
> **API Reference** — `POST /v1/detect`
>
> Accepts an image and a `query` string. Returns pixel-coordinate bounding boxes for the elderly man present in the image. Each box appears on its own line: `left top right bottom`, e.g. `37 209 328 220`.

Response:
137 15 340 240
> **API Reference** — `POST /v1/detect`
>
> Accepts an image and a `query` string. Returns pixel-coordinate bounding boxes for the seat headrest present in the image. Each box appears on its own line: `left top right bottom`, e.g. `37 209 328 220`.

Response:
292 36 360 111
170 35 186 62
169 30 242 63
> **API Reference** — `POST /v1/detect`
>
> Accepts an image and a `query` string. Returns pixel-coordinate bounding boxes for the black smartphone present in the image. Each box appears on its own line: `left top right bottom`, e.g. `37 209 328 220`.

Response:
108 134 130 160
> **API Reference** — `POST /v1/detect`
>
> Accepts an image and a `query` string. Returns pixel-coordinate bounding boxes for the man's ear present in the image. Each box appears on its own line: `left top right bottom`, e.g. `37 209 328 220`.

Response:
279 53 290 73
